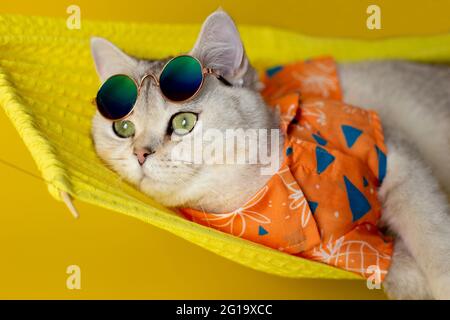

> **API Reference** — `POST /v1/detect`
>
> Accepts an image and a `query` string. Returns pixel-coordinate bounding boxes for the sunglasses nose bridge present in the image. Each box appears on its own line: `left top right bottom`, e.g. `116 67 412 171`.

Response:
140 73 159 88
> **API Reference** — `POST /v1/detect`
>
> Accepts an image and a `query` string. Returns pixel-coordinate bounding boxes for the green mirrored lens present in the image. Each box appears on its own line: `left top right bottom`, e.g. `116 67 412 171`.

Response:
96 74 138 120
159 56 203 102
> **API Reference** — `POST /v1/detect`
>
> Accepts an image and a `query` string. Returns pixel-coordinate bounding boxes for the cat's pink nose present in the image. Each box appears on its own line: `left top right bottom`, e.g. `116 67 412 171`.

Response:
134 147 153 165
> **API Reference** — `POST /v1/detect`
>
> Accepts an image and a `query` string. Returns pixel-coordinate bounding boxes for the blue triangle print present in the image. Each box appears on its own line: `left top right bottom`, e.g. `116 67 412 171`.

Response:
341 125 362 148
312 133 327 146
286 146 293 156
363 176 369 187
258 225 269 236
308 201 318 214
376 146 387 184
316 146 335 174
266 65 283 77
344 176 371 221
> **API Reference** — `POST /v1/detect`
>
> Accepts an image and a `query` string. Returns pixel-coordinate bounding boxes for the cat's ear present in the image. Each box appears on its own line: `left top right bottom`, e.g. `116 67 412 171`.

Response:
190 10 258 88
90 37 138 82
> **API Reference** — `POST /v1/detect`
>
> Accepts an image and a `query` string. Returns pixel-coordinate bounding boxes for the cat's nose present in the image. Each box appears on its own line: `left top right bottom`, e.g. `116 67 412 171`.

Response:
134 147 154 165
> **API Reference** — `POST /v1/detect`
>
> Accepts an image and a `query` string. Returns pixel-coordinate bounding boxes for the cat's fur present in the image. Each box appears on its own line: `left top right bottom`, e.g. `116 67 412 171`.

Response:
90 10 450 299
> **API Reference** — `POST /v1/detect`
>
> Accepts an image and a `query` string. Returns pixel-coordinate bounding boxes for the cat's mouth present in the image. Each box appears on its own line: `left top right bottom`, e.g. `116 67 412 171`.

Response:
138 172 166 185
138 163 201 189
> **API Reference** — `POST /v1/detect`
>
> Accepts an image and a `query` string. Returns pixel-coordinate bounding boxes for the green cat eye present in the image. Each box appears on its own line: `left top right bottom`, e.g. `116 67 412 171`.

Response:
171 112 197 135
113 120 135 138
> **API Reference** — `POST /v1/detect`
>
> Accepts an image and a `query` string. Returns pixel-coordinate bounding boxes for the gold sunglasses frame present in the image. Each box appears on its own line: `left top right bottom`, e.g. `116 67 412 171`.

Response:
95 55 231 121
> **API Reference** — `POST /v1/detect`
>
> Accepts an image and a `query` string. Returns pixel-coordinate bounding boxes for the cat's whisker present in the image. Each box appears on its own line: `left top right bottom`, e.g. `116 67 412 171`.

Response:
107 157 129 161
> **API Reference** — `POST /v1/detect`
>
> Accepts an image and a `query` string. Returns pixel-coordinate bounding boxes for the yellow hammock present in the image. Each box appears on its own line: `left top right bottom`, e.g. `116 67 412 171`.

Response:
1 14 449 280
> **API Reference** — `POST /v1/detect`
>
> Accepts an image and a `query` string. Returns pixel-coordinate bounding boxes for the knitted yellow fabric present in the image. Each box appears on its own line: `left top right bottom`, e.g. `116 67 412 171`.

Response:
1 14 449 280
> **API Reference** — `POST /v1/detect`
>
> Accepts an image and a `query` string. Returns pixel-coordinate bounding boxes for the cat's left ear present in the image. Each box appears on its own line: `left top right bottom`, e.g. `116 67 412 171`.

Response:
190 9 259 89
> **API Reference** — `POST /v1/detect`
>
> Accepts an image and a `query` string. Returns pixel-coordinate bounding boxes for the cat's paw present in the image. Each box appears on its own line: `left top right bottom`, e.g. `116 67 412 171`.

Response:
430 274 450 300
383 280 432 300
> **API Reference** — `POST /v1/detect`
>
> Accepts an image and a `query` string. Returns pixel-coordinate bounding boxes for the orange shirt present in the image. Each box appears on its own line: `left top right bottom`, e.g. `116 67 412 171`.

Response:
181 57 393 280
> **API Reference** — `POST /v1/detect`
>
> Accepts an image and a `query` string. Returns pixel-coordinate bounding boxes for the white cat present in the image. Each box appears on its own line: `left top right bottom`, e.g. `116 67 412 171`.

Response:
90 10 450 299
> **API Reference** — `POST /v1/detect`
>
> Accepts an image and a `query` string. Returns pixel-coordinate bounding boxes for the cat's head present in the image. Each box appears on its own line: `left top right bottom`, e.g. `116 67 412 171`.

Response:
90 10 279 210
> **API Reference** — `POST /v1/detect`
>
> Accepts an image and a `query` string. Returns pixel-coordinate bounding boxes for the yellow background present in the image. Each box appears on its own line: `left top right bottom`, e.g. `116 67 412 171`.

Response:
0 0 448 299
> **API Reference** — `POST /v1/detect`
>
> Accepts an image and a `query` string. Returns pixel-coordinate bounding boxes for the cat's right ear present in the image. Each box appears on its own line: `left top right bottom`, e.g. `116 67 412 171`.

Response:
190 10 261 90
90 37 138 82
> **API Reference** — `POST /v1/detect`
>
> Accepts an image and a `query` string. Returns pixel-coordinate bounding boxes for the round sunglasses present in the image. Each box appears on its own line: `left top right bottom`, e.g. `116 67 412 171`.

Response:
95 55 232 120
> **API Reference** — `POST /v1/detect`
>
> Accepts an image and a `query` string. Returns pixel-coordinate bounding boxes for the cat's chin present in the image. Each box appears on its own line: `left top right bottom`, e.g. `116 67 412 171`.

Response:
137 175 192 208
